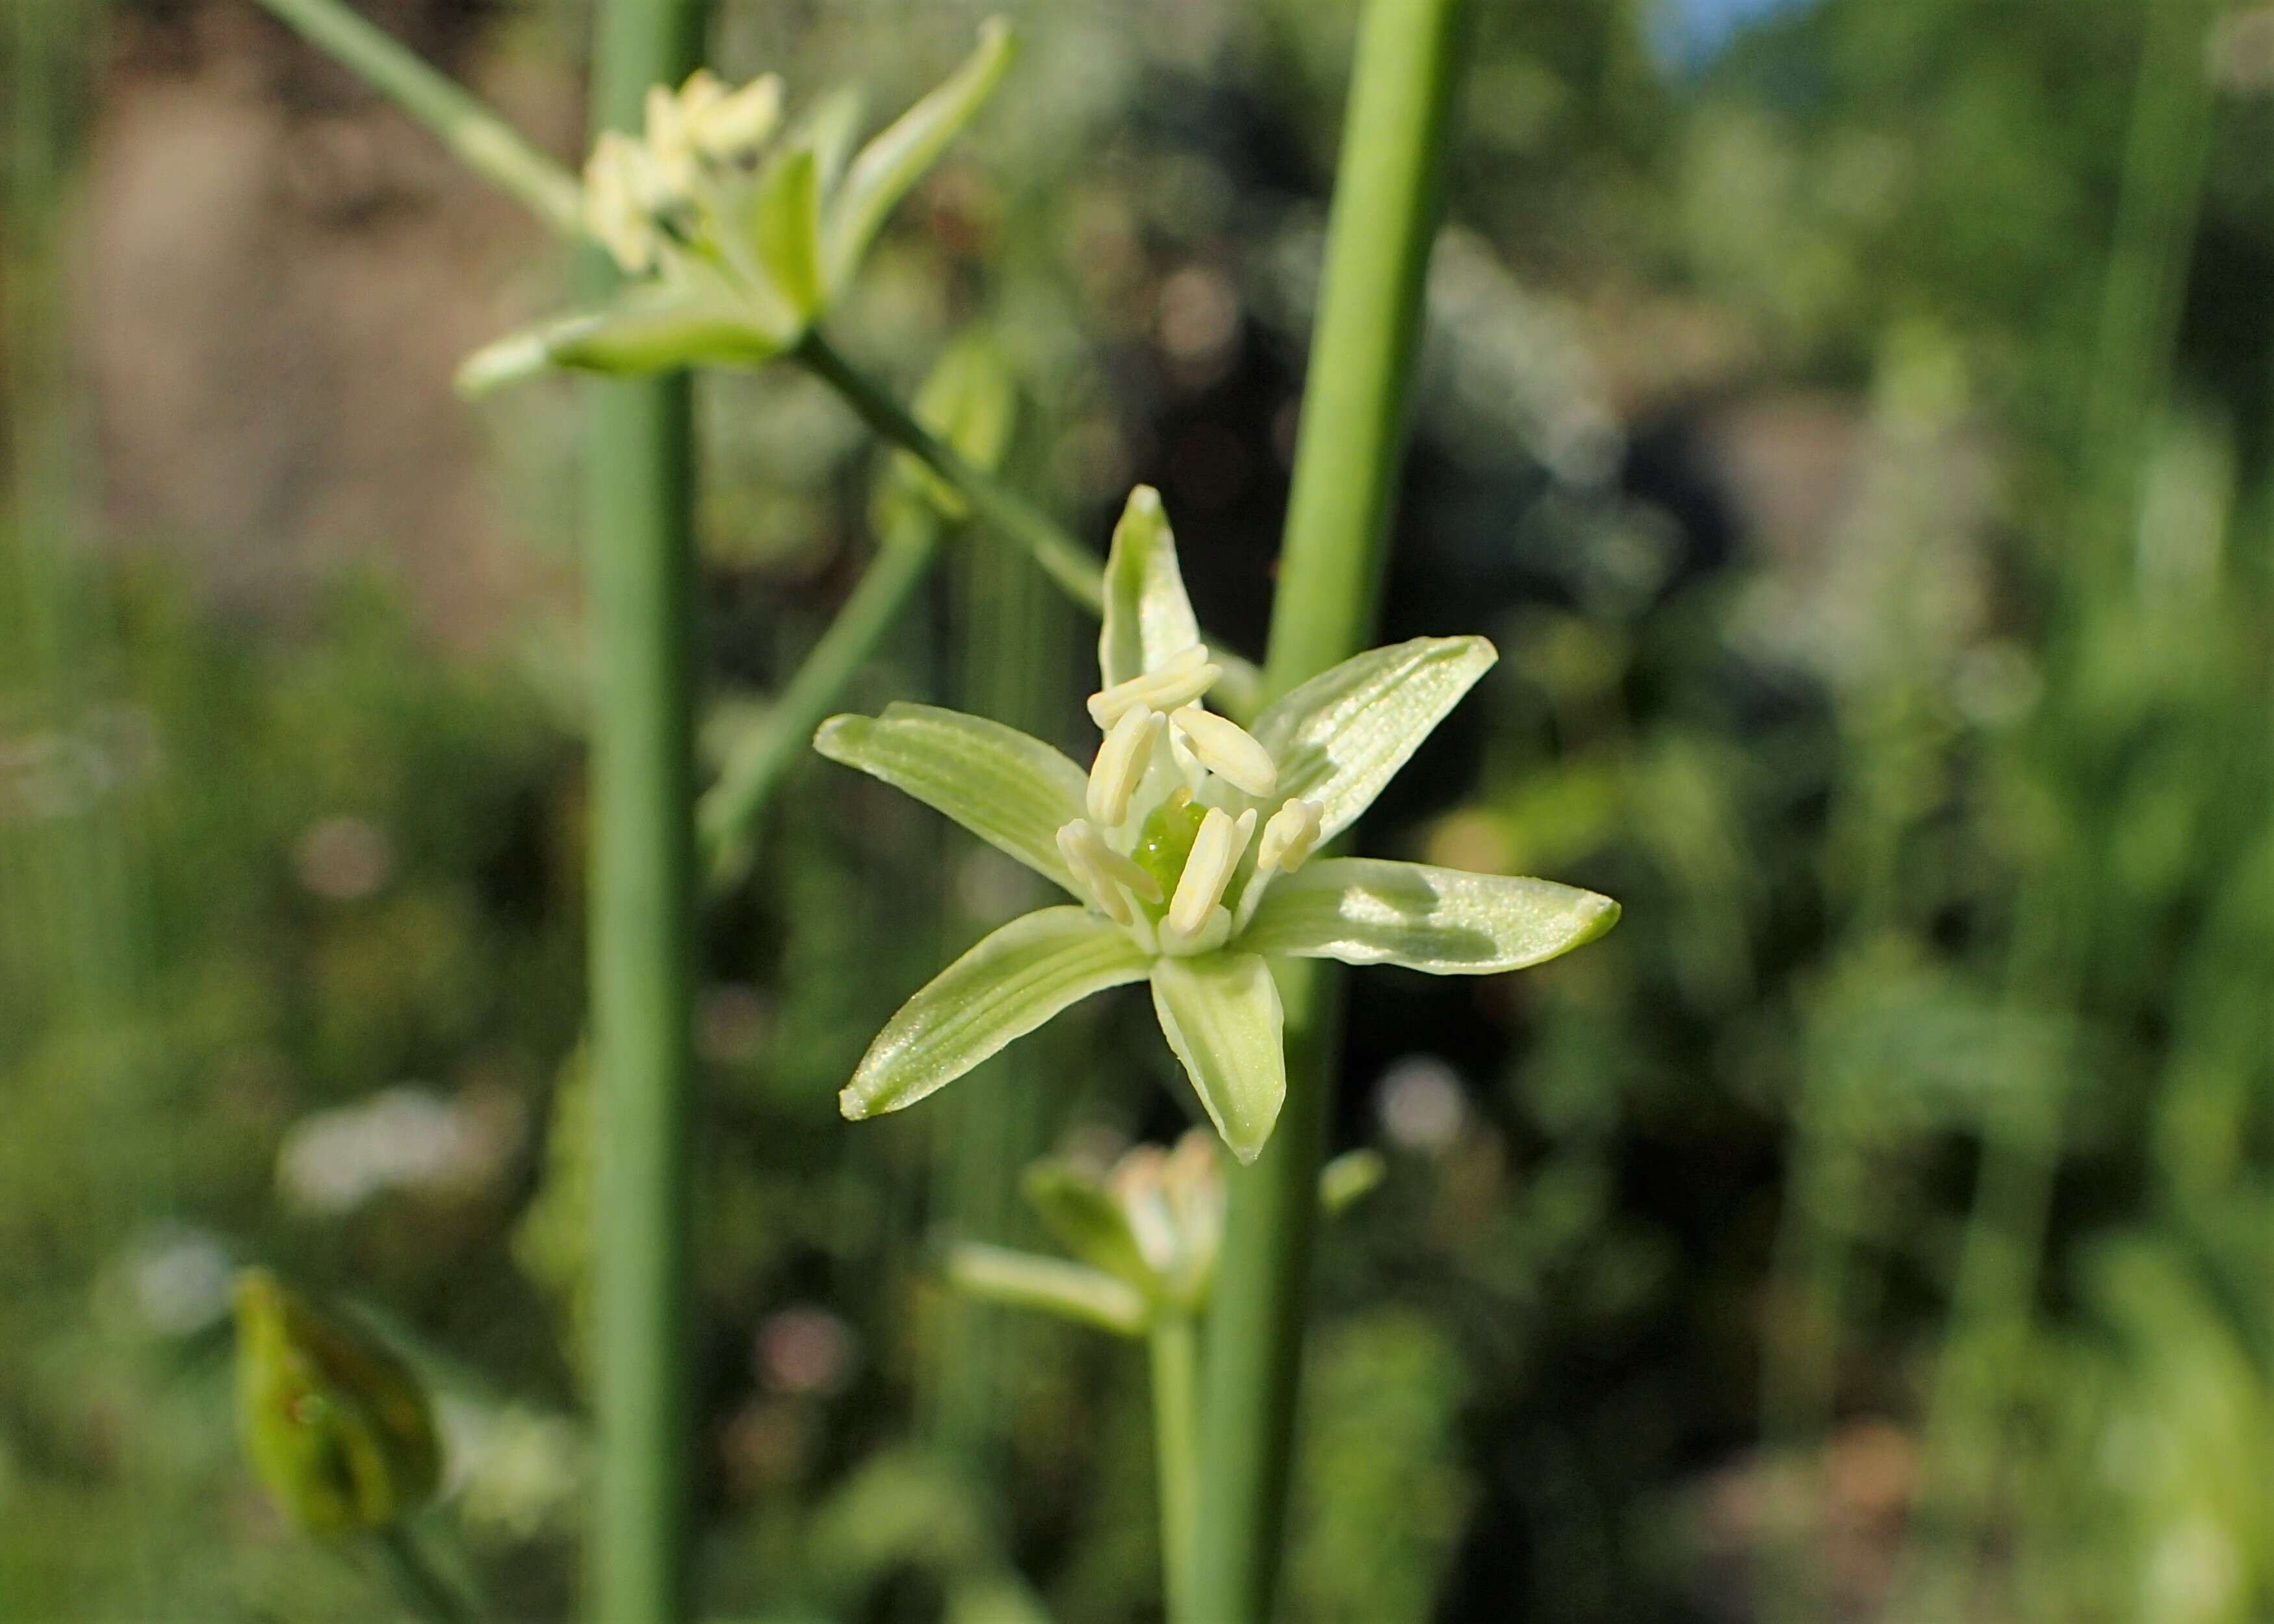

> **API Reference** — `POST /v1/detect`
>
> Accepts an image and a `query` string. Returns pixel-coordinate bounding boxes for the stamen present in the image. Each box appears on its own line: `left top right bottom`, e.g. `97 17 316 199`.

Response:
1057 822 1130 924
1166 806 1256 937
1256 798 1324 873
1059 819 1164 921
1086 706 1163 827
1087 645 1219 730
1171 705 1278 797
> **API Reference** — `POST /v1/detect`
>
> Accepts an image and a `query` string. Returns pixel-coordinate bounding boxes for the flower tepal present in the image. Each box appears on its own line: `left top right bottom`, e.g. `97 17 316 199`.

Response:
814 486 1622 1161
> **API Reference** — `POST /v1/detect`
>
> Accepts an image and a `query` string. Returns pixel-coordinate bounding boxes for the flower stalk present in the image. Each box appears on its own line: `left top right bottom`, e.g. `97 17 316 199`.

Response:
1195 0 1475 1615
252 0 583 233
581 1 707 1621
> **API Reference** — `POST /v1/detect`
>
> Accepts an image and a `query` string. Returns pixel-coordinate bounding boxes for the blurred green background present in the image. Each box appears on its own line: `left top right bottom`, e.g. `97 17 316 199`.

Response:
2 0 2268 1619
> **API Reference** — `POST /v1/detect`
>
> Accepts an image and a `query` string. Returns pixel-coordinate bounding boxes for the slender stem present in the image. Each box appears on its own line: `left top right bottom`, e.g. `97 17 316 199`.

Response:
698 517 940 883
1195 1 1471 1618
1149 1313 1203 1624
374 1525 474 1624
794 329 1104 615
250 0 584 235
583 2 706 1621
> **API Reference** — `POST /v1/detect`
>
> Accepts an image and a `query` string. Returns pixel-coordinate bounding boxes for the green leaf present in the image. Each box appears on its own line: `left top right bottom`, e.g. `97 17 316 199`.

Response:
946 1243 1147 1336
815 702 1088 894
844 907 1150 1119
1238 857 1619 973
1250 636 1497 840
1097 485 1204 688
456 285 788 394
748 142 824 320
1149 952 1286 1163
1021 1159 1152 1289
823 17 1016 292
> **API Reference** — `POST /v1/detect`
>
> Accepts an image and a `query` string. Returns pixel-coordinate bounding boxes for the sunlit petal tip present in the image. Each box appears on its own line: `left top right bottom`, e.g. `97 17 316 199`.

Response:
454 331 550 398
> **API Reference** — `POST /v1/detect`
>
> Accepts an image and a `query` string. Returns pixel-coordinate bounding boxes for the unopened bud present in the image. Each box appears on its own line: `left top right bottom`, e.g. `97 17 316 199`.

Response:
234 1269 440 1534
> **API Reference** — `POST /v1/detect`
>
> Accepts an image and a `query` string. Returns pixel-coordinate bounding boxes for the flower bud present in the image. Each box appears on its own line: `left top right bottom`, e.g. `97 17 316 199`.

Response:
234 1269 440 1535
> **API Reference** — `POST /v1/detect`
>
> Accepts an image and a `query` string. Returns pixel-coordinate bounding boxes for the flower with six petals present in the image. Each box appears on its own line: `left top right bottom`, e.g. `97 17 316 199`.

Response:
815 487 1620 1161
458 20 1013 394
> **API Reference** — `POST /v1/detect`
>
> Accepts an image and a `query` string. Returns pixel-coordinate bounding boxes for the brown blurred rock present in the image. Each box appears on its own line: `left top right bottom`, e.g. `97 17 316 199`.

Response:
81 1 582 641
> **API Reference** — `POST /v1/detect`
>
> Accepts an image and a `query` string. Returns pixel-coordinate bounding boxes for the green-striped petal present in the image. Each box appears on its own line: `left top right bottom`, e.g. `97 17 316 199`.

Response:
747 142 823 320
843 907 1149 1119
456 284 790 394
815 702 1088 894
1149 951 1285 1163
946 1243 1146 1337
1250 636 1497 840
822 18 1016 292
1098 485 1203 687
1238 857 1619 973
1020 1160 1152 1291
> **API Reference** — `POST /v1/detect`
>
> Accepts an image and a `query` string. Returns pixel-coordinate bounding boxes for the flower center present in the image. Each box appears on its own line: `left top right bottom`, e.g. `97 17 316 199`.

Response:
1057 647 1325 953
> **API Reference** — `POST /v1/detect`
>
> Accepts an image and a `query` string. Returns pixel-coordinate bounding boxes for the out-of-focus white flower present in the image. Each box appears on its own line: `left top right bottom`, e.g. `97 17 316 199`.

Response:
276 1086 504 1215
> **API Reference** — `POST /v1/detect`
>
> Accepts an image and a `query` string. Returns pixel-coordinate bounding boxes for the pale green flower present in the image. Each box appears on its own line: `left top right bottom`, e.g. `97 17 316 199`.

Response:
816 487 1622 1162
458 20 1013 394
948 1129 1378 1334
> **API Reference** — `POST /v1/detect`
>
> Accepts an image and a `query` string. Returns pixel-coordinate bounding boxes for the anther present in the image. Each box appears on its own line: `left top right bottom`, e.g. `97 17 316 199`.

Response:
1170 705 1277 797
1166 806 1256 938
1256 799 1324 873
1087 645 1220 730
1086 707 1163 827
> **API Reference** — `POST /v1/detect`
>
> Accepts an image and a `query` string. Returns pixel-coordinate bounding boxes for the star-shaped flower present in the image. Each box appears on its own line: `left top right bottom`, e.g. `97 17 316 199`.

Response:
458 20 1013 394
815 487 1620 1161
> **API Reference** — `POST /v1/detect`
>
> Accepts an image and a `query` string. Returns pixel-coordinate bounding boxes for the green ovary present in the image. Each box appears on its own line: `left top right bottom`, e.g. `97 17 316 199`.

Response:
1131 790 1207 912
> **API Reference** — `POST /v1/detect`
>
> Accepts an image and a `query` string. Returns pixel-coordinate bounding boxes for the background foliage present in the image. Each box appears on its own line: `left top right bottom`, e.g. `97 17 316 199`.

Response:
2 0 2268 1619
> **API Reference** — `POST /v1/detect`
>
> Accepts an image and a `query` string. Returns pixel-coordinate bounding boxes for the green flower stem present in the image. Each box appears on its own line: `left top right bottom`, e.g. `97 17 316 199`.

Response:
583 1 707 1621
699 515 940 884
250 0 584 236
373 1525 474 1624
1149 1312 1203 1624
794 329 1104 614
1195 0 1471 1617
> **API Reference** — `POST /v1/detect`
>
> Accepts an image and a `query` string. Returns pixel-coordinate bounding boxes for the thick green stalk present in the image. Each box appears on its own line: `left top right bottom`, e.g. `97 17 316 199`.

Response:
583 1 706 1621
699 517 939 883
1150 1313 1202 1623
1195 1 1471 1617
250 0 584 233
